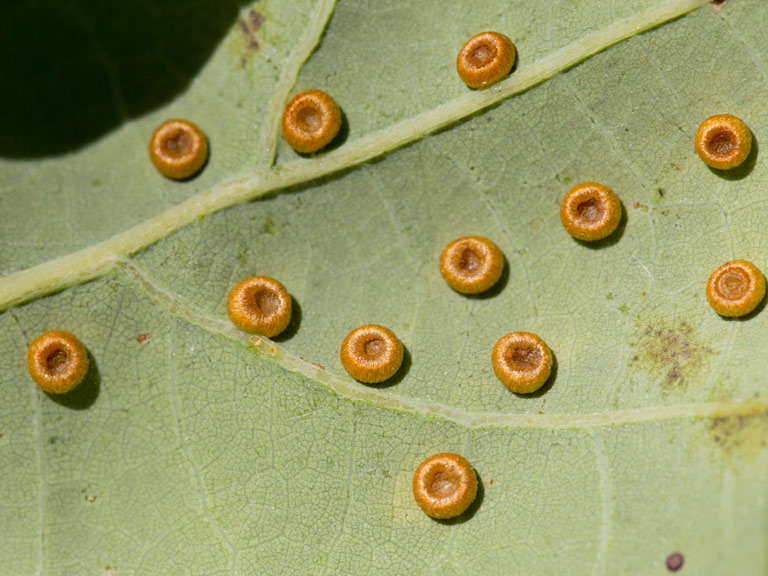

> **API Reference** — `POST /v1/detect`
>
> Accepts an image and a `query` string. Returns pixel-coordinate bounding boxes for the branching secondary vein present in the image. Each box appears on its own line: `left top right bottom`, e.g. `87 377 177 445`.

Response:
260 0 339 166
122 261 768 432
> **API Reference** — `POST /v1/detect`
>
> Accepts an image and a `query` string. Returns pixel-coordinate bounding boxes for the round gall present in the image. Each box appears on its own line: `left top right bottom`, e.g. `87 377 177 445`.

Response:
457 32 516 89
695 114 752 170
492 332 553 394
440 236 504 294
282 90 342 153
227 276 293 338
706 259 765 317
149 119 208 179
340 324 404 384
27 331 89 394
560 182 622 242
413 453 478 519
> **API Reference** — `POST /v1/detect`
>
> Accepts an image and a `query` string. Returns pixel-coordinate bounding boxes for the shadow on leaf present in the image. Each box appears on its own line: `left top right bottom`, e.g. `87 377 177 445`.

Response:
45 351 100 410
707 133 759 181
0 0 253 158
432 469 485 526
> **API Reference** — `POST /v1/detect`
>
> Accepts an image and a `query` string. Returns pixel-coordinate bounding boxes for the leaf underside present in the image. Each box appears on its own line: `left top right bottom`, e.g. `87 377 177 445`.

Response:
2 1 768 574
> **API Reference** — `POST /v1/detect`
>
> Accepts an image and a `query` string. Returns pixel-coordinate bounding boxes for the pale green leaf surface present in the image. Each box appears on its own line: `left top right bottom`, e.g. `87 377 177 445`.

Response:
2 1 768 574
0 0 318 274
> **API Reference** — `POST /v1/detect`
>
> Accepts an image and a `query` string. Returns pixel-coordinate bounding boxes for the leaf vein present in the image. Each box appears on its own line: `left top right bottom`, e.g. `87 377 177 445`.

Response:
261 0 339 166
0 0 710 311
122 259 768 431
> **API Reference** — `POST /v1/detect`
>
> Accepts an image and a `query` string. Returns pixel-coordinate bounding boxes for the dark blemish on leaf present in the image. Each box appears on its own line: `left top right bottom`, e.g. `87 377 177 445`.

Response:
668 367 680 380
48 435 62 444
92 179 102 188
666 552 684 571
238 9 266 67
657 187 665 198
631 321 715 391
710 408 768 461
136 333 152 345
249 9 265 30
262 217 276 234
487 478 494 485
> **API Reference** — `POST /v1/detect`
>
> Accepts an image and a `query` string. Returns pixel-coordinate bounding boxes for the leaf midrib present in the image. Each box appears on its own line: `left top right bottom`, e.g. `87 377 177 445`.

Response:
0 0 709 311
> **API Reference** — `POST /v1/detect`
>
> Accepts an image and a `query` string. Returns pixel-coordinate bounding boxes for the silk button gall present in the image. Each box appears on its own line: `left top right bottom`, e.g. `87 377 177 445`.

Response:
412 453 478 519
149 119 208 180
227 276 293 338
340 324 403 384
695 114 752 170
457 32 516 89
560 182 622 242
440 236 504 295
492 332 553 394
706 259 765 317
27 331 89 394
281 89 342 153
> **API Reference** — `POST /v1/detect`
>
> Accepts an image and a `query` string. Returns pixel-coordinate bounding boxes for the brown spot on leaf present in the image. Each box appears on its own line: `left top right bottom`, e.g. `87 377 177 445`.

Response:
238 9 265 67
710 407 768 461
136 333 152 345
666 552 684 571
631 321 715 391
249 9 265 30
